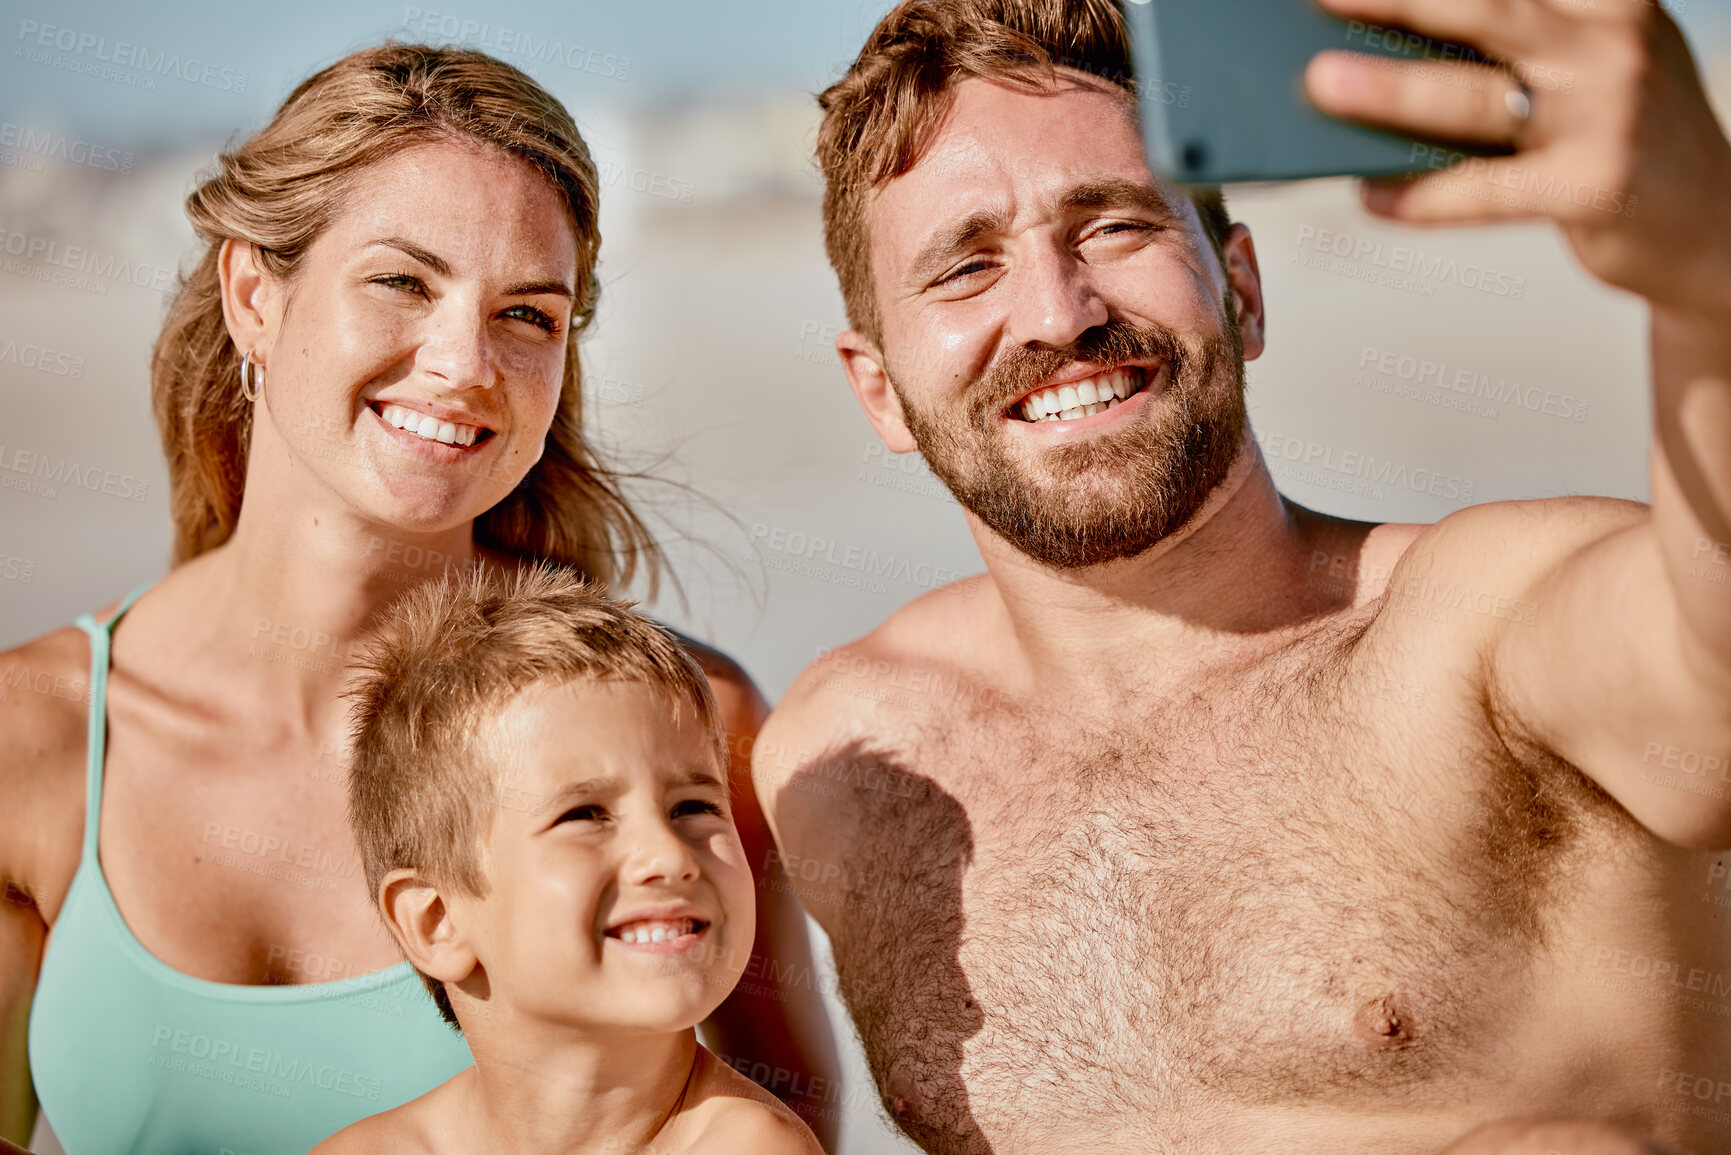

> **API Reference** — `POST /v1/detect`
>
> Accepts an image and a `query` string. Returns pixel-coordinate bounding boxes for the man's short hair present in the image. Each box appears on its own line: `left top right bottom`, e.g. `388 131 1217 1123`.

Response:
815 0 1231 345
346 564 723 1028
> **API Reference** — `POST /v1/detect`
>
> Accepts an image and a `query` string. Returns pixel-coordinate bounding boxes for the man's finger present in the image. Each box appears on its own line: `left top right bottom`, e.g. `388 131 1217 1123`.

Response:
1307 50 1532 147
1316 0 1558 61
1360 161 1555 223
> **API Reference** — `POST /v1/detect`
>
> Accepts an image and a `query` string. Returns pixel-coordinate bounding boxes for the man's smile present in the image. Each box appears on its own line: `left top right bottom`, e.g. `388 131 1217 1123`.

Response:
1006 362 1167 431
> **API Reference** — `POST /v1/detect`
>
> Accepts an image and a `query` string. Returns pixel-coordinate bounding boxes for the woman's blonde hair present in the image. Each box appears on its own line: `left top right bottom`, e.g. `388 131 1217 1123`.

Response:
151 41 659 590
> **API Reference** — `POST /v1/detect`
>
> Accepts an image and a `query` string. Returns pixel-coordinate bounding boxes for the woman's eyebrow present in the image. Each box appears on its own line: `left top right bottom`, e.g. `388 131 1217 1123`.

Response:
368 235 451 275
367 236 572 298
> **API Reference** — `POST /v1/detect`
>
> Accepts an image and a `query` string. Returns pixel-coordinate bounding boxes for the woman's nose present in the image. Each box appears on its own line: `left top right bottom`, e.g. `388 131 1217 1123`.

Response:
416 304 495 390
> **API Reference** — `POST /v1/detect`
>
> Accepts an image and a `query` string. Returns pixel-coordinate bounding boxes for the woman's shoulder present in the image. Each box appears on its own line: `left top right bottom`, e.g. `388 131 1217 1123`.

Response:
0 618 105 920
681 1048 825 1154
661 630 769 725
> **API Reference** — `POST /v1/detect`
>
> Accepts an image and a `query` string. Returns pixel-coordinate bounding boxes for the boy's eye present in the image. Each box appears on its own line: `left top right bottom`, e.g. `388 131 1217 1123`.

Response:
555 804 607 824
671 799 725 820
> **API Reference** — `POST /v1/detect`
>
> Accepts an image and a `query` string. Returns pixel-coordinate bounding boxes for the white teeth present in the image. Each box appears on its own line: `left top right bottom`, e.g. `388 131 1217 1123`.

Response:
615 918 695 945
1016 368 1148 423
378 403 484 446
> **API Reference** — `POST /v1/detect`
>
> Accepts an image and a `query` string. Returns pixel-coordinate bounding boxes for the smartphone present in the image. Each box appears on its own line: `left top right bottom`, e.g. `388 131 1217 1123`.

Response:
1124 0 1495 184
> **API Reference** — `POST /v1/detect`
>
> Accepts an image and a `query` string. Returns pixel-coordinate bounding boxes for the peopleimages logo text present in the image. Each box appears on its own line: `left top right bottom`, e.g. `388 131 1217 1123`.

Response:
16 20 249 92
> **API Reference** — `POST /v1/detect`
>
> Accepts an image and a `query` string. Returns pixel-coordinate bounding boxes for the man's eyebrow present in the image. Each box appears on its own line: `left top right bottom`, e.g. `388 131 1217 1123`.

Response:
1058 178 1181 219
905 180 1179 285
368 237 573 299
907 206 1010 285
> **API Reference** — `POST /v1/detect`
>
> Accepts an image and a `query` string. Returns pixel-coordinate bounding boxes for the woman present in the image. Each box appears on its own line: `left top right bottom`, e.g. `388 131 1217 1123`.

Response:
0 42 837 1153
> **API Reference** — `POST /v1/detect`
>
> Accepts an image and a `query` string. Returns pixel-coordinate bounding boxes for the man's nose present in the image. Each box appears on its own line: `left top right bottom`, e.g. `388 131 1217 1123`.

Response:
416 303 495 390
1005 244 1108 351
622 818 701 887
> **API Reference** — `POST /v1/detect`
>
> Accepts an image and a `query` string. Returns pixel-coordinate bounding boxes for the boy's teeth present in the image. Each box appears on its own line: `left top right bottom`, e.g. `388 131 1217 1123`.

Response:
379 404 482 447
616 918 697 945
1016 368 1146 423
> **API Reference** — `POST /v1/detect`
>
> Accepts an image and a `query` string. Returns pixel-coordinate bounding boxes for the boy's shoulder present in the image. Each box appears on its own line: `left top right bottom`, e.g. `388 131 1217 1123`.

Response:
682 1049 825 1154
309 1074 460 1155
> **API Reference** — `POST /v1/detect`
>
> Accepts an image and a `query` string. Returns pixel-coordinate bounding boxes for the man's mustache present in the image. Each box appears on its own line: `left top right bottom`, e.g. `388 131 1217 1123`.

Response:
968 321 1190 424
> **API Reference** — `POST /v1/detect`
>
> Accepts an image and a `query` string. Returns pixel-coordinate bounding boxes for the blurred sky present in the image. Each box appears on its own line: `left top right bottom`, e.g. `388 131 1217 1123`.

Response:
0 0 896 140
6 0 1725 139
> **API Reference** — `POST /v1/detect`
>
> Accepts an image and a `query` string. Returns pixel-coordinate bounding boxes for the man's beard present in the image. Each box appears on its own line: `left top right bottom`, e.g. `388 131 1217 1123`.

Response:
891 306 1248 570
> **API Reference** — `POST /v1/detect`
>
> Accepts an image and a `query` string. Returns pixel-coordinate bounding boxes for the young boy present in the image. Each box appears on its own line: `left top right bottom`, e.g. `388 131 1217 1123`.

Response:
313 566 822 1154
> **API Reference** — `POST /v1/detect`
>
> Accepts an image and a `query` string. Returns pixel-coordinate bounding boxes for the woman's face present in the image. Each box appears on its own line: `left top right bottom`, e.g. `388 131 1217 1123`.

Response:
242 139 580 534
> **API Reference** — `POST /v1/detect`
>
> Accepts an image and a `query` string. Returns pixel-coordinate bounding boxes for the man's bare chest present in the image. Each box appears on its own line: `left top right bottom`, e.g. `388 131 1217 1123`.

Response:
791 660 1618 1153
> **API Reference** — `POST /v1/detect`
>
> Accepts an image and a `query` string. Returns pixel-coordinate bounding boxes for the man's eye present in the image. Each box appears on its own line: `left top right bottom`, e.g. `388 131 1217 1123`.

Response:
555 804 606 824
938 260 994 286
671 799 725 820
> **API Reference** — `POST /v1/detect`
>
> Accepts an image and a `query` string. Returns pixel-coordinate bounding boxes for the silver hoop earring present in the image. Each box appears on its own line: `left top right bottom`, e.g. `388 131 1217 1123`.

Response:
240 351 264 403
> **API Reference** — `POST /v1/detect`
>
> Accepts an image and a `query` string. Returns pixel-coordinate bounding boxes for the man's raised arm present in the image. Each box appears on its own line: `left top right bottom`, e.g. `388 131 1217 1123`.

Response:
1307 0 1731 847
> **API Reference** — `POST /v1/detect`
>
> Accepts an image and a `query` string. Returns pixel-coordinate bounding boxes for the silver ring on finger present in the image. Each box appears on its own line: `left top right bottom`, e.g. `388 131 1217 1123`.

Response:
1504 78 1534 130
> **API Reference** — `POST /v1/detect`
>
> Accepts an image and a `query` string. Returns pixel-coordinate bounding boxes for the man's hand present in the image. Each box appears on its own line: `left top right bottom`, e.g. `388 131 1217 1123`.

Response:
1442 1117 1669 1155
1305 0 1731 317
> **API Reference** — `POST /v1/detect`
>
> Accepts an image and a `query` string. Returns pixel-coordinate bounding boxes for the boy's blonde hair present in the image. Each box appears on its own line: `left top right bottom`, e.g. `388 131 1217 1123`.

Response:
346 564 723 1027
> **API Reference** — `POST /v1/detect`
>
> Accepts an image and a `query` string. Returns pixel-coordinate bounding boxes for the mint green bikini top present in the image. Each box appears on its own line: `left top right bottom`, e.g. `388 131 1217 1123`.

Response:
27 586 473 1153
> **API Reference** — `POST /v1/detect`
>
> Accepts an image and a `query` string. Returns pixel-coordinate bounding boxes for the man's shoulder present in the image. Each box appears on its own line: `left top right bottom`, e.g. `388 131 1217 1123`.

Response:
1349 496 1646 665
1372 496 1644 603
759 575 1003 776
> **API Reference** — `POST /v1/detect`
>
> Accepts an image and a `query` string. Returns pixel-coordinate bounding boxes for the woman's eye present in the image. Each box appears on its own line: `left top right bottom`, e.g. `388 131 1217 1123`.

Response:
555 804 606 824
671 799 725 820
370 272 424 294
503 305 560 334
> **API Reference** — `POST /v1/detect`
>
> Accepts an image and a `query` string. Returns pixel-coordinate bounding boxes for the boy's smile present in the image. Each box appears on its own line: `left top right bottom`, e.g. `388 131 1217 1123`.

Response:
455 678 754 1033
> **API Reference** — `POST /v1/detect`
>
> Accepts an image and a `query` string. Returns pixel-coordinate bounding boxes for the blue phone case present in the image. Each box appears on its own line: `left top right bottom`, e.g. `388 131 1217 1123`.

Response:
1126 0 1493 184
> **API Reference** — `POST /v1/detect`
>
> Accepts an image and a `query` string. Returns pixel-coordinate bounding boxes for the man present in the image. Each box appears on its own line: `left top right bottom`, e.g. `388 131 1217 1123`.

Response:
752 0 1731 1152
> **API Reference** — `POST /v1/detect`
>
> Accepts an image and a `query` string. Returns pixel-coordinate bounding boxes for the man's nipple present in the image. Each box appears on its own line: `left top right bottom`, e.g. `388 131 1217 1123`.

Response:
1352 993 1419 1049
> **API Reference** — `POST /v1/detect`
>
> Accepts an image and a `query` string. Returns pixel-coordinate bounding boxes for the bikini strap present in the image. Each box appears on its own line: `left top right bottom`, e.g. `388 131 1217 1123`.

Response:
70 584 152 860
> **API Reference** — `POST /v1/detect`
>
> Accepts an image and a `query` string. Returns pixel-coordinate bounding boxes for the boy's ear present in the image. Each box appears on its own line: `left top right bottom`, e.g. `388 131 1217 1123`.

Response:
836 330 919 456
379 868 478 985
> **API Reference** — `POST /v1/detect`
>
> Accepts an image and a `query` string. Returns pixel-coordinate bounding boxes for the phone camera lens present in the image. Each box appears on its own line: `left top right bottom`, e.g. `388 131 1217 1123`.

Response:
1181 140 1209 176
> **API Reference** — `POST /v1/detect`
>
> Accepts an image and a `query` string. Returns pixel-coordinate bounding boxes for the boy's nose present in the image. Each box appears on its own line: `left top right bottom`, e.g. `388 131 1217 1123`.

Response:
623 819 700 885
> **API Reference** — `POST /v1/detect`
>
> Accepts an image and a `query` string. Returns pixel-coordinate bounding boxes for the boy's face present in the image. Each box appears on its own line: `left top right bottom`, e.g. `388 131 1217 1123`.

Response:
457 677 754 1035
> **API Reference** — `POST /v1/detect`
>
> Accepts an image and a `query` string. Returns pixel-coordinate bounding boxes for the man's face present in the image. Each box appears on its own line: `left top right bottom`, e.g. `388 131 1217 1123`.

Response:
852 75 1260 569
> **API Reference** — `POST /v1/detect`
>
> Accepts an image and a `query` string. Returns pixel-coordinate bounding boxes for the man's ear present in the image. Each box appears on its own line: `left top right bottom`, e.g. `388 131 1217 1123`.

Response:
837 330 919 455
218 237 277 363
378 869 478 986
1219 223 1266 363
